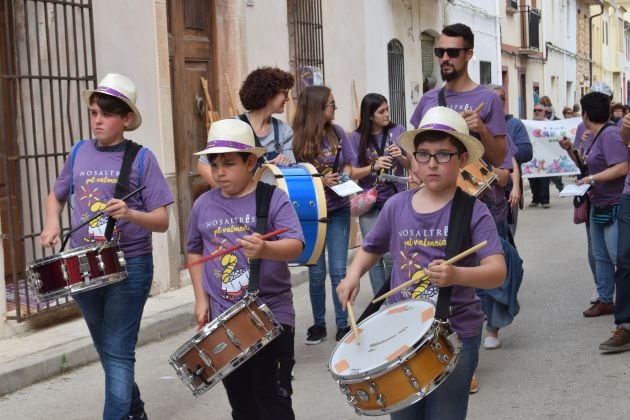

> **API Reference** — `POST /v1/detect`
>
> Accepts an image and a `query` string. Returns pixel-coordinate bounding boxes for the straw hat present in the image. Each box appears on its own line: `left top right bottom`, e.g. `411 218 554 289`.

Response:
398 106 485 163
195 119 266 157
83 73 142 131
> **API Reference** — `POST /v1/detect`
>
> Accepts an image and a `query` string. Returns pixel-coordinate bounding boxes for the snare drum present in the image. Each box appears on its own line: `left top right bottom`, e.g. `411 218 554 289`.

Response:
26 242 127 302
254 163 327 266
169 293 281 396
329 299 460 415
458 159 498 197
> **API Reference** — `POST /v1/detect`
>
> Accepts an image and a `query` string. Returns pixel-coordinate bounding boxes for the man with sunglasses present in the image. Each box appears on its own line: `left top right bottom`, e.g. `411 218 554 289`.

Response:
410 23 507 168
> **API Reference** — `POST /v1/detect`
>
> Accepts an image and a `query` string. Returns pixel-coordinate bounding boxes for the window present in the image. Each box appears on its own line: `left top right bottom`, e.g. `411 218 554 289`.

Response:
287 0 325 93
387 39 407 127
480 61 492 86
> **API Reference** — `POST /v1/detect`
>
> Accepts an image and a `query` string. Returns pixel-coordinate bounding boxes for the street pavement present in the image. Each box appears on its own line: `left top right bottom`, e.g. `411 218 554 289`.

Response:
1 183 629 419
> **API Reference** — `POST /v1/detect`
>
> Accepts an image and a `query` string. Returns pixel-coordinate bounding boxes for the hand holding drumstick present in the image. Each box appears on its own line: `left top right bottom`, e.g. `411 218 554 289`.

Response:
346 300 360 345
461 103 485 134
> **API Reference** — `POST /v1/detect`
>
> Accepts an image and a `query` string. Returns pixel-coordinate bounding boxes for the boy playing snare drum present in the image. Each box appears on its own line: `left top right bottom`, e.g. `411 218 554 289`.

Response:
186 119 304 419
337 106 506 420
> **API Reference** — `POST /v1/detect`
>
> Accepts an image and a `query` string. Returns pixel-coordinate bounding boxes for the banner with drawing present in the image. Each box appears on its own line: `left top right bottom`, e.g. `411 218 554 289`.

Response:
521 117 581 178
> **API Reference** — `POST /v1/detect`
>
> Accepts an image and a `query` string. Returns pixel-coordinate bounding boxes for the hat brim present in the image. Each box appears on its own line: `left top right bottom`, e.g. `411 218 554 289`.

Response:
194 146 267 158
399 128 485 164
83 90 142 131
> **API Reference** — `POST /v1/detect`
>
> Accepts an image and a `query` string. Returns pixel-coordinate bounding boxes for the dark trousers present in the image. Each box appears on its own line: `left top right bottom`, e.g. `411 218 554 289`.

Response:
615 194 630 325
223 325 295 420
528 177 550 204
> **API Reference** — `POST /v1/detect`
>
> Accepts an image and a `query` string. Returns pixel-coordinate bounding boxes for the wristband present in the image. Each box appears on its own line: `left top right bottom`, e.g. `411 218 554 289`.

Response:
370 161 377 174
588 175 595 185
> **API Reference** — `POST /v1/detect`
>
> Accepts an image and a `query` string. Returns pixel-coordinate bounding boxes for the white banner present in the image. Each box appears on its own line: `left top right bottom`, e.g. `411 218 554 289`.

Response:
521 117 581 178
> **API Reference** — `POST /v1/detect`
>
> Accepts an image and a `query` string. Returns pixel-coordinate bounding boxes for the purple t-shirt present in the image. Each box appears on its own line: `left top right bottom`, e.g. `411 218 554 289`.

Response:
53 140 174 257
410 86 507 141
186 187 304 326
362 189 503 338
306 124 354 212
347 124 407 206
583 125 628 206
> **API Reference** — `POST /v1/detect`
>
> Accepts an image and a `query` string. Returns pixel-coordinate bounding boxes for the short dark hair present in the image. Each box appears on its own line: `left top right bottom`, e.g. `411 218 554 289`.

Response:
88 92 132 116
206 152 252 163
580 92 611 123
442 23 474 49
239 67 295 111
414 130 467 154
612 102 624 112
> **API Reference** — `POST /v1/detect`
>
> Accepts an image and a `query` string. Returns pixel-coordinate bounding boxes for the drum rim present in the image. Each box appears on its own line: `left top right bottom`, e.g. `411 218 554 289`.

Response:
328 299 436 380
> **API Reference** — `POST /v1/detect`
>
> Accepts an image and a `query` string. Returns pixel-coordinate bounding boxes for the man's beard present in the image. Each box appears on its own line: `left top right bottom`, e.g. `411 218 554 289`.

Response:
440 65 458 82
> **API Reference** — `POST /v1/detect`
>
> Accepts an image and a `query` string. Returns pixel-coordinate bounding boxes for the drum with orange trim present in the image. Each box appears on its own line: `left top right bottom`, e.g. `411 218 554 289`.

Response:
457 159 497 197
328 299 460 415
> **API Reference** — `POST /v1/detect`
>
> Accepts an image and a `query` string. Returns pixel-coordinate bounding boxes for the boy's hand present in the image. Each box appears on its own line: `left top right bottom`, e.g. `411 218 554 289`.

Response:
194 298 210 326
237 233 267 259
424 260 458 287
40 225 61 248
104 198 131 220
336 276 360 310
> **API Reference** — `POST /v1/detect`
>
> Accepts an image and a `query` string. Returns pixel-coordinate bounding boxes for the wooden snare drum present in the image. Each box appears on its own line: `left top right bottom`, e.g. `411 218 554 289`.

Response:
457 159 497 197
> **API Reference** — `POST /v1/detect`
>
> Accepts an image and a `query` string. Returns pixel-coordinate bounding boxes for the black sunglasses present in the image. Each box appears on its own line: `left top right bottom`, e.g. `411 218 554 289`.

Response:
434 47 469 58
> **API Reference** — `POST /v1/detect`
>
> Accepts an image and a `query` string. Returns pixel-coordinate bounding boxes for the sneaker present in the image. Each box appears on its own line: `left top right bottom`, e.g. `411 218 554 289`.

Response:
128 411 148 420
528 202 540 208
305 325 327 345
590 288 599 304
469 375 479 394
336 326 351 341
542 203 550 209
483 336 501 349
583 301 614 317
600 328 630 353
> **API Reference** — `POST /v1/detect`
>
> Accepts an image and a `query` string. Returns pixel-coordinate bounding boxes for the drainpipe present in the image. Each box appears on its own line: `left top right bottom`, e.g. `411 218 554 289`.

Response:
589 2 604 84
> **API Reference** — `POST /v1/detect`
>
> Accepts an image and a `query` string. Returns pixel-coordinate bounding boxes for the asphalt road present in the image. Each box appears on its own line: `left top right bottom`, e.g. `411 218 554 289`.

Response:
1 185 628 419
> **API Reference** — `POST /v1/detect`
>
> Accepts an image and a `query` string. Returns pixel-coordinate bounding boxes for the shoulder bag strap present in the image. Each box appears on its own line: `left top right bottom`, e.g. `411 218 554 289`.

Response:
104 140 143 241
248 181 276 293
438 86 447 107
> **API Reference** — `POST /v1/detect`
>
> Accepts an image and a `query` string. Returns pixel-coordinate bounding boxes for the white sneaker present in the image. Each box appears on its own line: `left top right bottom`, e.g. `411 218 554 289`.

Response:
483 336 501 349
590 288 599 304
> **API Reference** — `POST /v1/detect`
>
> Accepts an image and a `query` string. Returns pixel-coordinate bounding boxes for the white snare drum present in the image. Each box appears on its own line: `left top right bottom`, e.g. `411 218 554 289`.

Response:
329 299 460 415
169 293 281 396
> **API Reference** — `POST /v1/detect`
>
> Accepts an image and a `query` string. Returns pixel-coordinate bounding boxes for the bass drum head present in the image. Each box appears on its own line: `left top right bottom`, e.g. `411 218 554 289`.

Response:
329 299 436 380
254 163 326 266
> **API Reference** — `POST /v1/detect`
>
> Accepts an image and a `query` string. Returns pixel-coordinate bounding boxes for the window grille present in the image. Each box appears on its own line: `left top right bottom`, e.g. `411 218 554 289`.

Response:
387 39 407 127
287 0 325 93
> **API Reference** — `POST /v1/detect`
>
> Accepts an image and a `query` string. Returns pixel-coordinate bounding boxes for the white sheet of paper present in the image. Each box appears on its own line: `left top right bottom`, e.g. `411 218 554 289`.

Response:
558 183 590 197
331 180 363 197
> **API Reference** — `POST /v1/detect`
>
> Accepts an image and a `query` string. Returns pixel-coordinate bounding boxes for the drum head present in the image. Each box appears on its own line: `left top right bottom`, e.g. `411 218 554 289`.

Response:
329 299 435 378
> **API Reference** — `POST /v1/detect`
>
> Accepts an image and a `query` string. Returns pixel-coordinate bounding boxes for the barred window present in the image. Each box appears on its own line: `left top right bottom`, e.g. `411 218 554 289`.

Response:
287 0 325 93
387 39 407 127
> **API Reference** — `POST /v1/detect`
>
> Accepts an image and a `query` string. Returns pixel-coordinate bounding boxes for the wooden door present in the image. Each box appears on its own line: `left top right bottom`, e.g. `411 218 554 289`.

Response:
167 0 215 252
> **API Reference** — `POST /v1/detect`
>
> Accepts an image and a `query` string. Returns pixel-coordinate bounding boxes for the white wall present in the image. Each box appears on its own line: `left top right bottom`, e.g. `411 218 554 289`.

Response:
244 1 291 71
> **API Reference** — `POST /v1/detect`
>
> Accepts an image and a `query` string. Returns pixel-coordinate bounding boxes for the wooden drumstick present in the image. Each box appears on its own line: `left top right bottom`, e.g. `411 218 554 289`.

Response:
184 227 289 269
371 240 488 304
347 300 360 345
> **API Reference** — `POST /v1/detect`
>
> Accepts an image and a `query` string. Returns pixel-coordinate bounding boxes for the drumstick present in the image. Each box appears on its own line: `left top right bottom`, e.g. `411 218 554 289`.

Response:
59 185 146 252
346 301 360 345
460 102 484 116
371 240 488 304
184 227 289 269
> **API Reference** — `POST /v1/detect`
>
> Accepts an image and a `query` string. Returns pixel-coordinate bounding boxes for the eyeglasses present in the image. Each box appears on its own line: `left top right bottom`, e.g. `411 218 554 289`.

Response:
325 101 337 110
533 108 544 112
413 151 460 164
434 47 469 58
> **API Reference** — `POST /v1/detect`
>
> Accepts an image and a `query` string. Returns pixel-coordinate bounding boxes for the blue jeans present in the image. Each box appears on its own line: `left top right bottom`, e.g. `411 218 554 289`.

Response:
615 194 630 325
73 254 154 420
590 206 619 303
585 222 597 284
359 206 393 294
390 330 481 420
308 207 350 330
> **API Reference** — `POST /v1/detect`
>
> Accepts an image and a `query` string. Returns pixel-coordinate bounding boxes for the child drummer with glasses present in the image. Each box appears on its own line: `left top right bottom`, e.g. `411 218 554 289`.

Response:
337 106 506 420
186 119 304 419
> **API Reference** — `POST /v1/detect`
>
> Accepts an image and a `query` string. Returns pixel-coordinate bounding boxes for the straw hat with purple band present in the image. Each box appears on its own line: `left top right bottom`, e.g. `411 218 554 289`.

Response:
194 119 266 157
83 73 142 131
398 106 485 163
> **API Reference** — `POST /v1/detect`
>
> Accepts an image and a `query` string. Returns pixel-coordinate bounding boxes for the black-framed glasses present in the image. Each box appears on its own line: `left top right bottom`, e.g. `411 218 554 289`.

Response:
413 151 460 164
325 101 337 110
434 47 469 58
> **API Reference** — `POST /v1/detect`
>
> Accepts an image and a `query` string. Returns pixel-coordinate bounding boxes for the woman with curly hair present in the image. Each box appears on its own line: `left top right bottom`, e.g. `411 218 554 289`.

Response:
197 67 295 184
293 85 356 344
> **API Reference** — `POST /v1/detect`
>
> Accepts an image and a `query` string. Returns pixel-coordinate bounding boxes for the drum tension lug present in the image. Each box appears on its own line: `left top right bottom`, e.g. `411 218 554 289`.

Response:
224 326 242 349
248 311 266 330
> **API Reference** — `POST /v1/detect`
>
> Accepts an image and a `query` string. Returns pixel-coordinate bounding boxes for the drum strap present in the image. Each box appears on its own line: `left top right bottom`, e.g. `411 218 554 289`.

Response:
435 186 475 321
358 187 475 323
238 113 281 161
329 126 343 174
248 181 277 293
104 140 143 241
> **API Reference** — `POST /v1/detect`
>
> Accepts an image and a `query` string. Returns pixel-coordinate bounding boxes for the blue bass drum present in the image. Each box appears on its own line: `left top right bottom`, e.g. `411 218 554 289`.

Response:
254 163 327 266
